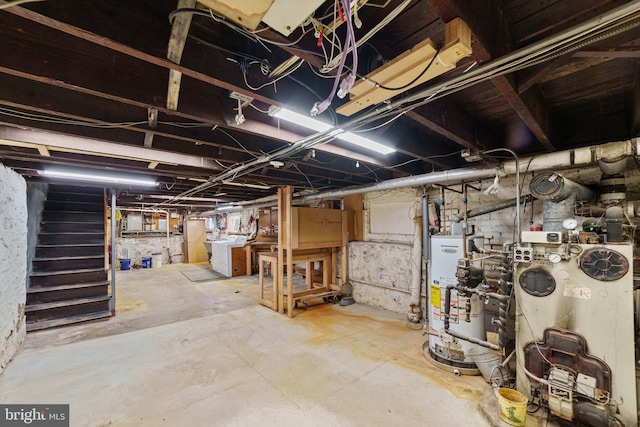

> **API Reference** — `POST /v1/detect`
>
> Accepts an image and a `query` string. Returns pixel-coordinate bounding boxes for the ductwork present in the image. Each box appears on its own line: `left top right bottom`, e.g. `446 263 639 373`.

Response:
529 171 596 203
203 138 639 215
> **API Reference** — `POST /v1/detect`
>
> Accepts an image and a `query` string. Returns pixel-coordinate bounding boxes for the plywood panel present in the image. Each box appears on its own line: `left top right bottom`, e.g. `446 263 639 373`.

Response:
370 202 414 235
185 219 208 263
343 193 363 241
291 207 343 248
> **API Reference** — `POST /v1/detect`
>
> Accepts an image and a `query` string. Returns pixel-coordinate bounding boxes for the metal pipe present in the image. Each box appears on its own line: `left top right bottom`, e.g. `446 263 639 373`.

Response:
442 284 500 351
110 189 116 315
452 195 533 223
300 167 498 202
498 252 510 350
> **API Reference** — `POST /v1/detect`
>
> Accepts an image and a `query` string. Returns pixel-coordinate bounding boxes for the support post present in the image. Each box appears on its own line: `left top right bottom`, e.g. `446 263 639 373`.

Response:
110 188 117 315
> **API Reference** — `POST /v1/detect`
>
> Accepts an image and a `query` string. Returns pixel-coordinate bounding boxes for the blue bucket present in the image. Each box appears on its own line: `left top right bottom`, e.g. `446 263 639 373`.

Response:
141 256 151 268
119 258 131 270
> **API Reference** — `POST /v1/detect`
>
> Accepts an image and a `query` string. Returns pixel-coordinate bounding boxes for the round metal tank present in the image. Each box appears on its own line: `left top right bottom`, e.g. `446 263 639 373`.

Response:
530 171 596 203
428 235 486 370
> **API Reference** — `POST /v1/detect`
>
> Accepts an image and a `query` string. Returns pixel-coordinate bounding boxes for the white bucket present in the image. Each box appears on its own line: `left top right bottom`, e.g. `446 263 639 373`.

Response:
151 253 163 268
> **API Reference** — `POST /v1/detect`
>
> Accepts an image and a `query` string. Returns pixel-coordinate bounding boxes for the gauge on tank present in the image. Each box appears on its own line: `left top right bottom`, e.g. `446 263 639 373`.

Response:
562 218 578 230
548 253 563 263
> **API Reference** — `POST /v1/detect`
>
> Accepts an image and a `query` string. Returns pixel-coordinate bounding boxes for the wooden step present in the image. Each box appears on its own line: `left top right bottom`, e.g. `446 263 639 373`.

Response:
30 268 107 287
33 255 104 272
46 191 104 204
27 281 109 304
26 295 111 323
39 232 104 245
26 295 110 313
41 221 104 233
42 211 103 222
45 200 103 213
27 310 112 332
36 243 104 258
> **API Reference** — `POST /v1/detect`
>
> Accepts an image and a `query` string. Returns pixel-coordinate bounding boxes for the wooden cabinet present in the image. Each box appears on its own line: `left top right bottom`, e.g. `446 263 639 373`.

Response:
282 207 346 249
231 247 246 277
258 207 278 236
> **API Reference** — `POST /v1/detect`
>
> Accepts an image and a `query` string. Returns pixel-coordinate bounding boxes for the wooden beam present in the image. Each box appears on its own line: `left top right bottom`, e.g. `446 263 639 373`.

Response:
0 126 221 170
143 132 154 148
166 0 197 111
517 54 572 94
573 47 640 58
0 4 283 107
427 0 557 152
631 64 640 137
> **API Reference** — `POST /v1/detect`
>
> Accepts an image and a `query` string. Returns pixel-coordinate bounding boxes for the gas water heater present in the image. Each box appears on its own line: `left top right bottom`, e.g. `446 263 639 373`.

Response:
515 233 637 426
428 235 487 371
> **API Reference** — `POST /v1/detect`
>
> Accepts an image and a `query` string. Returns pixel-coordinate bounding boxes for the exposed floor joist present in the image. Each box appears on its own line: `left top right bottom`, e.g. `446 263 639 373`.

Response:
427 0 557 152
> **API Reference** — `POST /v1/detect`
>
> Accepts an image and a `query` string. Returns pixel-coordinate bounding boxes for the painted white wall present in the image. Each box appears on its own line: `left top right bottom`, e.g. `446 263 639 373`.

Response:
0 165 27 374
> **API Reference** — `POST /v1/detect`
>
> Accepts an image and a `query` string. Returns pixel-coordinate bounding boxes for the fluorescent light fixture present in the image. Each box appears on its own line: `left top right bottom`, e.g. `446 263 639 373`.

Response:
39 169 157 186
147 194 226 201
223 180 271 190
217 204 238 211
269 105 332 133
268 106 395 155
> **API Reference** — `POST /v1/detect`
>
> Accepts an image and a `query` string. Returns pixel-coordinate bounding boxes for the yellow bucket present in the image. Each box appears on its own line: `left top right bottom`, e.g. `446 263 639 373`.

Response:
498 388 527 427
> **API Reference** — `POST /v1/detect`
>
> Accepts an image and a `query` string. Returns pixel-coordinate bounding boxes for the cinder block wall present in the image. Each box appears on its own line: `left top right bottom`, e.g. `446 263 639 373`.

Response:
0 165 27 374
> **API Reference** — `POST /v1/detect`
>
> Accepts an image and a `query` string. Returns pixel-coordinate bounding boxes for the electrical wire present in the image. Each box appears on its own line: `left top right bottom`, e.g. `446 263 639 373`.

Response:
360 45 442 92
0 0 43 9
293 164 315 192
215 128 252 155
242 57 304 91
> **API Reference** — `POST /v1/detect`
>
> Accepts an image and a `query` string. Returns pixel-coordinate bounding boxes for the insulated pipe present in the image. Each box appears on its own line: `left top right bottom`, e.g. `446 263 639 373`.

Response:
530 171 596 203
422 194 429 261
299 168 498 202
205 138 638 215
503 139 640 175
408 206 422 316
452 195 533 223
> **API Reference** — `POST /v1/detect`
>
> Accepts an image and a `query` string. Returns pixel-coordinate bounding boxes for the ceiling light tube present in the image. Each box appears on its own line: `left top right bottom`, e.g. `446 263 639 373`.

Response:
222 180 271 190
269 106 395 155
217 204 238 211
39 169 157 186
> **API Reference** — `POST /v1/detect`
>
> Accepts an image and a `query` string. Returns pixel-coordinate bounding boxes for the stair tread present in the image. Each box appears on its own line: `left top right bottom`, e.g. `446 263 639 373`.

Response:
28 281 109 293
26 295 110 312
34 255 105 262
39 231 105 235
40 220 104 225
27 311 111 332
30 268 105 277
37 243 104 248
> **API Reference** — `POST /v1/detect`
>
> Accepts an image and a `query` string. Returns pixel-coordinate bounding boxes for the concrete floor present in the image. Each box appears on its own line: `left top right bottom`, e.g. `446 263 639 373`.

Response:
1 263 499 426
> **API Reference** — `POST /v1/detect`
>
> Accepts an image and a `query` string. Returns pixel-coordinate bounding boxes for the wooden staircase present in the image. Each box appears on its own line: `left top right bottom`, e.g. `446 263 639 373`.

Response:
27 185 112 331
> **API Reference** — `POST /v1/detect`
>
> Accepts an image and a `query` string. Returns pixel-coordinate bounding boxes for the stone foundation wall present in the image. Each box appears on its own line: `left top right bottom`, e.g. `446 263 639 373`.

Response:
0 165 27 374
116 235 184 268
